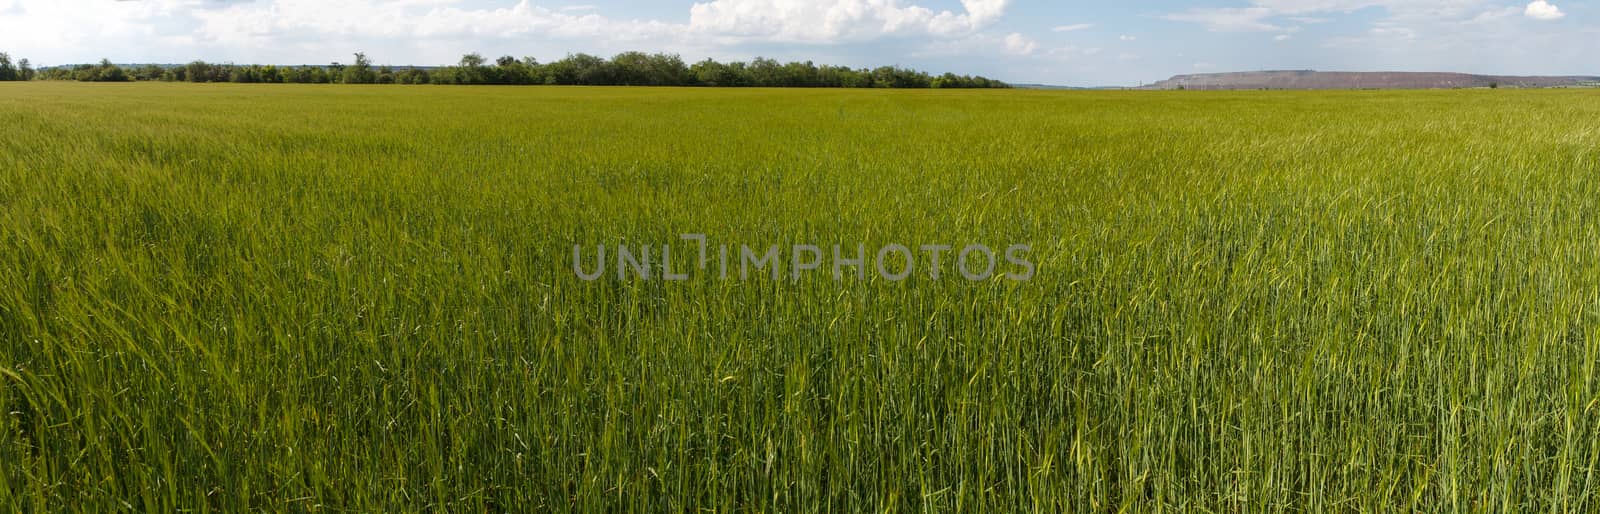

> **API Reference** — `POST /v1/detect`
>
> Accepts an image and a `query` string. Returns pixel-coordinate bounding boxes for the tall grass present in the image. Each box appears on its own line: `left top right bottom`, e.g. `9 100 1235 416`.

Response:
3 82 1600 511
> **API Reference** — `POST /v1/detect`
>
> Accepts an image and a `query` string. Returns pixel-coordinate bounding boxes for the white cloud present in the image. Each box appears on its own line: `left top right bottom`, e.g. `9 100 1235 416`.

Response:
0 0 1019 66
1524 0 1565 20
1166 0 1510 32
1369 24 1419 40
1003 32 1037 55
1468 6 1521 24
1163 7 1282 32
0 0 226 62
916 29 1046 59
192 0 678 44
1246 0 1484 18
3 0 1594 87
1039 45 1104 60
686 0 1012 42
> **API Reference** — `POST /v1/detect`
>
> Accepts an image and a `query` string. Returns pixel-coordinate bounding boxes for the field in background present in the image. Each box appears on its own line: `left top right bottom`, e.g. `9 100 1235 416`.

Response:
4 82 1600 511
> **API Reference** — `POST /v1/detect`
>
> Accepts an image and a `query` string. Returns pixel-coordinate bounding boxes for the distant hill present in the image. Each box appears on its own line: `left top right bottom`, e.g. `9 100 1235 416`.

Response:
1145 70 1600 90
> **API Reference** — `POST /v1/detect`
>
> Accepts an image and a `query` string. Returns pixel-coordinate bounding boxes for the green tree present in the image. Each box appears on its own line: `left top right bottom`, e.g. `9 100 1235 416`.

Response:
610 51 652 85
520 58 548 85
0 49 1003 88
97 59 128 82
492 56 527 84
135 64 165 81
748 57 782 86
781 60 819 87
229 65 259 83
455 53 487 84
691 59 740 87
342 52 375 84
395 67 430 85
607 52 689 85
569 53 612 85
0 52 16 81
260 65 282 83
186 61 213 83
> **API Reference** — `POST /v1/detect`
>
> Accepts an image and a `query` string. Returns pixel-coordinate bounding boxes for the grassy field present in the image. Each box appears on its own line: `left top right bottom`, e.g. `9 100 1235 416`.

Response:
4 82 1600 512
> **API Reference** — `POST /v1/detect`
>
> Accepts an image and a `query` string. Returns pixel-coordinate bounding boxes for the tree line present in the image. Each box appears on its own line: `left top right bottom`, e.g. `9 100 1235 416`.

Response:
0 53 36 81
1 51 1008 88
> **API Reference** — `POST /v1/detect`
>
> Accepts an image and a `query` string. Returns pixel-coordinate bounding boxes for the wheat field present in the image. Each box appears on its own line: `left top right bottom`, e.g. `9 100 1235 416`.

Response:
4 82 1600 511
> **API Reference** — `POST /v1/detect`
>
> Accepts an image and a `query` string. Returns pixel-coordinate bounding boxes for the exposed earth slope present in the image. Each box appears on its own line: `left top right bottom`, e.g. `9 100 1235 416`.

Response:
1147 70 1600 90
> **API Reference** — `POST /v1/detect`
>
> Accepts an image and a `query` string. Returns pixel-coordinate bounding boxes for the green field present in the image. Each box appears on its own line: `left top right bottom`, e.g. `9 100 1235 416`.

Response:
4 82 1600 512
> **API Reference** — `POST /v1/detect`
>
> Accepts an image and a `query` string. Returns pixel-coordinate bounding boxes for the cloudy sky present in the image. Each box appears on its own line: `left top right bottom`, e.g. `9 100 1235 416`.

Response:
0 0 1593 86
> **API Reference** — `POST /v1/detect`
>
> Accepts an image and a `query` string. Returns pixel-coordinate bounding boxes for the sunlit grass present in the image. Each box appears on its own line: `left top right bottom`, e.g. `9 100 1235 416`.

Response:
3 82 1600 511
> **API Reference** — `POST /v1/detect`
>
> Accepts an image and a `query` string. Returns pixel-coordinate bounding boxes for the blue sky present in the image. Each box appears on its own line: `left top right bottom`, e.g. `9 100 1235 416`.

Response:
0 0 1593 86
